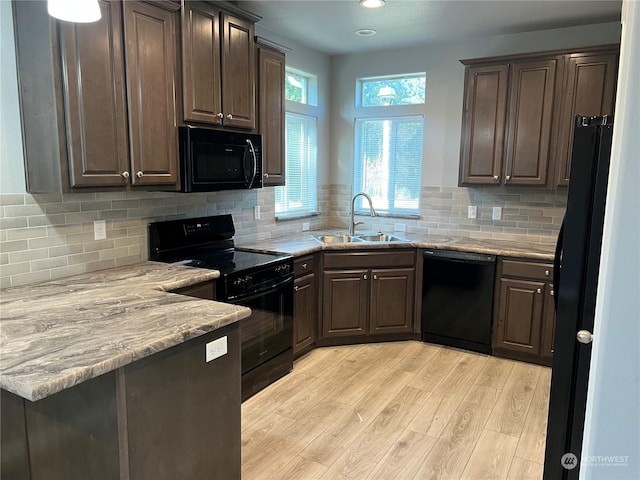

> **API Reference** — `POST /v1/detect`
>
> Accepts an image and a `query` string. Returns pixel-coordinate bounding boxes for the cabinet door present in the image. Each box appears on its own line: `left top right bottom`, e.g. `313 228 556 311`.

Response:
123 1 180 188
369 268 414 334
181 1 222 125
258 46 286 186
495 278 545 355
555 52 618 186
504 58 557 186
459 64 509 185
221 13 255 129
540 283 556 360
59 0 129 188
293 273 317 357
322 270 368 338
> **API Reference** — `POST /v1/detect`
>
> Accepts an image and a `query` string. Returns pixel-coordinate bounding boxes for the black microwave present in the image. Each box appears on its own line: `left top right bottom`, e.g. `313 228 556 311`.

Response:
178 126 263 192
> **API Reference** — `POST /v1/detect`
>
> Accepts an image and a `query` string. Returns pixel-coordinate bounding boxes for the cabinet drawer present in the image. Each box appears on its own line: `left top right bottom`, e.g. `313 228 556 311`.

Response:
294 255 315 277
323 250 415 269
501 259 553 281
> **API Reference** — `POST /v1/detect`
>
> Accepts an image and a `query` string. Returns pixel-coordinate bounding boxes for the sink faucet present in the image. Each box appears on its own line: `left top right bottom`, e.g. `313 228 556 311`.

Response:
349 192 376 236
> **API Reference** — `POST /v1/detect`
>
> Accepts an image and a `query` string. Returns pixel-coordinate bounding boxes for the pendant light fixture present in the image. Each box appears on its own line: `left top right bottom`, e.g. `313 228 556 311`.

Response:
47 0 101 23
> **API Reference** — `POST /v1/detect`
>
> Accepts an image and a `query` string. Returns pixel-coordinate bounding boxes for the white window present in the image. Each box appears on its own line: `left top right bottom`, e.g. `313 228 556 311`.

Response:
354 116 424 215
276 68 319 218
357 73 426 107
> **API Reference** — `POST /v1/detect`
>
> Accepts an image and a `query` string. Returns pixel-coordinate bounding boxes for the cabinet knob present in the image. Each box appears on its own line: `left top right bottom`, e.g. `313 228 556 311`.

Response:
550 290 554 296
294 285 299 292
373 274 378 280
302 263 307 269
136 171 144 179
363 274 368 280
264 173 269 178
506 175 511 181
226 114 233 120
493 175 499 181
121 171 130 179
217 113 223 119
545 270 550 276
537 288 542 294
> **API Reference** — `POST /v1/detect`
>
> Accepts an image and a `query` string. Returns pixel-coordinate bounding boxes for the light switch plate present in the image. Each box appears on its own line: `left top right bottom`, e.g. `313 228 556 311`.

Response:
394 223 406 232
253 205 260 220
468 206 477 219
206 336 227 362
302 222 310 231
94 220 106 240
492 207 502 220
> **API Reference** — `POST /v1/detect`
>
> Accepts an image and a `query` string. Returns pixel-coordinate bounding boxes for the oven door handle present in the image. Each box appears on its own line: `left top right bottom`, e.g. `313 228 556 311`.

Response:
228 275 293 303
246 138 258 188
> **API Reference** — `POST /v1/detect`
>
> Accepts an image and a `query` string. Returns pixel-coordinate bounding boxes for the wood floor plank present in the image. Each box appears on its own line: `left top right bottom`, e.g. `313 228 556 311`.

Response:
241 412 296 458
301 368 414 467
272 456 328 480
439 385 499 446
365 430 437 480
294 346 354 375
514 368 551 464
411 347 464 392
412 437 475 480
389 341 441 373
474 357 516 391
460 429 519 480
437 352 489 397
506 457 543 480
406 392 465 438
319 386 430 480
485 363 542 437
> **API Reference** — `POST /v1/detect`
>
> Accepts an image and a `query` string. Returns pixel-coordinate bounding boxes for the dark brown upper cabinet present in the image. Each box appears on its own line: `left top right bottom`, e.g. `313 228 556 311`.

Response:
123 1 181 188
14 0 181 192
554 51 618 187
459 45 618 189
181 2 258 129
256 37 289 186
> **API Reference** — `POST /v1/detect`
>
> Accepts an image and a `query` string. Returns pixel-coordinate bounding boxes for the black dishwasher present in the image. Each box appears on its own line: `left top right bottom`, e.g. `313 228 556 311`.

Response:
421 250 496 354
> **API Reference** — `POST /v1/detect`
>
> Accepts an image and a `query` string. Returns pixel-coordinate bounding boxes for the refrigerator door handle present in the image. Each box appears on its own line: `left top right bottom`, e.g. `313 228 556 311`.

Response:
553 217 565 312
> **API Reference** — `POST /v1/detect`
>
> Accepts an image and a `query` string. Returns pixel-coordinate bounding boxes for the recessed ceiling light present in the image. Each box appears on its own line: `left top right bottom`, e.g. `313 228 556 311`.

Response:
360 0 386 8
355 28 377 37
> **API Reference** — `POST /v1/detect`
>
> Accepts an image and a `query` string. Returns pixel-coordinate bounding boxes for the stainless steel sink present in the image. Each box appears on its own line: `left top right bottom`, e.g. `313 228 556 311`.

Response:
357 233 406 242
315 234 364 244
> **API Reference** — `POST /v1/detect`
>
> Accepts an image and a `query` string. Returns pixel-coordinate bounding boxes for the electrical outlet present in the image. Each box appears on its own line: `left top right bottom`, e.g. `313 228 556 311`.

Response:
302 222 310 231
253 205 260 220
468 206 477 219
206 336 227 362
94 220 106 240
492 207 502 220
394 223 406 232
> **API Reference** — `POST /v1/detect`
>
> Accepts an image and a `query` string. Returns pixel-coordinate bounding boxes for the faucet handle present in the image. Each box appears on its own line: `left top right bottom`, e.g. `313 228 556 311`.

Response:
353 220 363 227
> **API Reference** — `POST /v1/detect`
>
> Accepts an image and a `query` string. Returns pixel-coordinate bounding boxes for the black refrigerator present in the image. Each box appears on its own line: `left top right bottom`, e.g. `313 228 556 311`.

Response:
544 115 614 478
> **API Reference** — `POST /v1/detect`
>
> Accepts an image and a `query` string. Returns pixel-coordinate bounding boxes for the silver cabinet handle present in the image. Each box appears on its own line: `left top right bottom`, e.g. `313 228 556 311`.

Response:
493 175 499 181
136 171 143 178
294 285 299 292
264 173 269 178
577 330 594 344
373 274 378 280
246 139 258 188
537 288 542 294
506 175 511 181
226 114 233 120
363 274 367 280
217 113 223 119
121 171 130 179
302 263 307 270
545 270 550 276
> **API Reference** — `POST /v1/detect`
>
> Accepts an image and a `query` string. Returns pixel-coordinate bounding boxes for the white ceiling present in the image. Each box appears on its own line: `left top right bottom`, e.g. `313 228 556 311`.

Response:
238 0 622 55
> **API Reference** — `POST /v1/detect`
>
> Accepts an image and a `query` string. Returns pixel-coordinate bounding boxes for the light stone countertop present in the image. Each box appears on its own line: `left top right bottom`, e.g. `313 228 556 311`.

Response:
0 262 251 402
238 230 556 261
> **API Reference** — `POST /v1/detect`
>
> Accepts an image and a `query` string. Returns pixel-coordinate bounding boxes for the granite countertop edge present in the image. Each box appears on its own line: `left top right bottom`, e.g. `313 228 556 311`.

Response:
0 262 251 402
238 231 556 261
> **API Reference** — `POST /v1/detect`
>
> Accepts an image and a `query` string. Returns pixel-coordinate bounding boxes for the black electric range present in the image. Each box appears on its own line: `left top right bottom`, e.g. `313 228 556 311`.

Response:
149 214 294 400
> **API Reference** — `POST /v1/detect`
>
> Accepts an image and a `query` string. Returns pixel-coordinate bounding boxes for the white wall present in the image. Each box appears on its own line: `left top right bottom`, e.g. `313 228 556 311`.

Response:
0 0 26 194
329 22 622 188
581 0 640 478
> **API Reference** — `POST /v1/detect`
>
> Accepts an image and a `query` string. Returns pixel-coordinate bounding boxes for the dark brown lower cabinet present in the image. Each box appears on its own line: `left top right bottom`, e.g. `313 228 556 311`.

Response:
0 324 241 480
320 250 416 345
294 273 317 357
493 258 555 366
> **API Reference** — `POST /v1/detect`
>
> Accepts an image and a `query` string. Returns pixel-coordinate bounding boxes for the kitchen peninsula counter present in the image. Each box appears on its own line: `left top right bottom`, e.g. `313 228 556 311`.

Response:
238 230 556 261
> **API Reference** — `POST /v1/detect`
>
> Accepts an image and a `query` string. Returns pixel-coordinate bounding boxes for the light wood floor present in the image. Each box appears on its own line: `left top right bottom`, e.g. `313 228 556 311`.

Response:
241 341 551 480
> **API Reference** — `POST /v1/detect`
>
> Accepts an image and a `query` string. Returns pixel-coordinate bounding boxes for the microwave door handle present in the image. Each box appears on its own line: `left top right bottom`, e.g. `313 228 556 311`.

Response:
246 139 258 188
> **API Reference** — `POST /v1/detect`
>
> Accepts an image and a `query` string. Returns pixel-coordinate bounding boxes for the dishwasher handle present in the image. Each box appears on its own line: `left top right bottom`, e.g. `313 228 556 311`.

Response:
424 249 496 264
